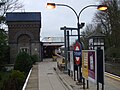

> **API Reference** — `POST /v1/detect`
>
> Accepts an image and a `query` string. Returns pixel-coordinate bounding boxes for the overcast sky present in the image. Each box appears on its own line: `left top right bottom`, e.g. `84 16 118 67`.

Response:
18 0 100 39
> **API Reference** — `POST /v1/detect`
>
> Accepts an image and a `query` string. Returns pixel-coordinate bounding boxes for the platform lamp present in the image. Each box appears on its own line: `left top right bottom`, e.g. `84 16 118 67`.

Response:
46 3 108 82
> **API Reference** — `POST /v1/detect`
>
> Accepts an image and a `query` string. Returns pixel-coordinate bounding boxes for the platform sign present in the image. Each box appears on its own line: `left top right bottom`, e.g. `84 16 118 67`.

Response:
82 50 97 84
73 41 82 65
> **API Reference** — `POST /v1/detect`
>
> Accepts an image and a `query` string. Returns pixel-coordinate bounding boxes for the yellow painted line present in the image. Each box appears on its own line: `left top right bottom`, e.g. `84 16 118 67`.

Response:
105 72 120 81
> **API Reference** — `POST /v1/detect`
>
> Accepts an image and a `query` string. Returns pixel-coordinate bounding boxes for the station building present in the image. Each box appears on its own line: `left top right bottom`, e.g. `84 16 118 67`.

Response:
6 12 42 63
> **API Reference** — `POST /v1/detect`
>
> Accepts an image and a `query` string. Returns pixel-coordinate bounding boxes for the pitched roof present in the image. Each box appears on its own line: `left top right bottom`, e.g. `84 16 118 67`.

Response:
87 31 105 38
6 12 41 22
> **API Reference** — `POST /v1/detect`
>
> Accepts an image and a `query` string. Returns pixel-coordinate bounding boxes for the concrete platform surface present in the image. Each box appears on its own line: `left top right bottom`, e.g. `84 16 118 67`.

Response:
25 59 120 90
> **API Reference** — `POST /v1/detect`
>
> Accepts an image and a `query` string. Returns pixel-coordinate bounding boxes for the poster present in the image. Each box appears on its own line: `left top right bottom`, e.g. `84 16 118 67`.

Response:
82 51 88 79
82 50 97 84
88 50 97 83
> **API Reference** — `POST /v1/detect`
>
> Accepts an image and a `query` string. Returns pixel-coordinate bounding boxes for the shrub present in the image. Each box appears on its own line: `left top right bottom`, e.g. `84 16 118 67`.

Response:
0 74 1 81
14 52 32 74
10 70 25 86
31 54 38 64
1 70 25 90
0 71 11 90
106 47 120 58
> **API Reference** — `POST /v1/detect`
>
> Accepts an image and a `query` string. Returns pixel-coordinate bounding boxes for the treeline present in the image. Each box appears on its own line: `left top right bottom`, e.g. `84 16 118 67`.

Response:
81 0 120 61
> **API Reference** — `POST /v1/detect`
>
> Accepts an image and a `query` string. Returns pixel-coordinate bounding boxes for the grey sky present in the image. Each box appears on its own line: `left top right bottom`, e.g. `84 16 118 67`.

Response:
18 0 100 39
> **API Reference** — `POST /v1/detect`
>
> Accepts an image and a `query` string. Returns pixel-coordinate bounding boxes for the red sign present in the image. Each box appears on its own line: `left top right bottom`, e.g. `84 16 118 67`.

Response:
74 41 81 65
75 57 80 65
74 41 80 50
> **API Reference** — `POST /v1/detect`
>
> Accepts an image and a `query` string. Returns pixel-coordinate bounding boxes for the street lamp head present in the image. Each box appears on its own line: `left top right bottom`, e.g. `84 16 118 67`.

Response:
0 2 5 6
97 5 108 11
46 3 56 9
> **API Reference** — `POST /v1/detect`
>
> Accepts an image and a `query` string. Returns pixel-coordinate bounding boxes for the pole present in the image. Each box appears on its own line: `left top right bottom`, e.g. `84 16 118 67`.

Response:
61 26 78 72
83 78 85 89
77 21 80 42
77 16 83 82
97 82 99 90
64 26 67 71
87 80 89 89
67 31 70 76
61 26 80 79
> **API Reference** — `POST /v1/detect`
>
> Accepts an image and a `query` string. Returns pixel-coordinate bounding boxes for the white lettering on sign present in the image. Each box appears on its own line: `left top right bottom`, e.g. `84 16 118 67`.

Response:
74 51 81 56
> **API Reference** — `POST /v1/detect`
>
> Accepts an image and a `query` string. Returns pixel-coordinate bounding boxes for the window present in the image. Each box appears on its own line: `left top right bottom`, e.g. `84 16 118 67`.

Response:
20 47 29 53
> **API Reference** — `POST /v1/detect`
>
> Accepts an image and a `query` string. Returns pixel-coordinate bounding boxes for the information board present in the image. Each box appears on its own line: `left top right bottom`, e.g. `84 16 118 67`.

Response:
82 50 97 84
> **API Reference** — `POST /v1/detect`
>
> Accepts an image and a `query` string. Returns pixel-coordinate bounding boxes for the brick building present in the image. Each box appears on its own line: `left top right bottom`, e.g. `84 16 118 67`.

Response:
6 12 42 63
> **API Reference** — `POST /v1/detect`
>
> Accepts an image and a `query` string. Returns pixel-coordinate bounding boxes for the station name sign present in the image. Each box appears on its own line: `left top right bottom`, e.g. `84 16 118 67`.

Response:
74 51 82 57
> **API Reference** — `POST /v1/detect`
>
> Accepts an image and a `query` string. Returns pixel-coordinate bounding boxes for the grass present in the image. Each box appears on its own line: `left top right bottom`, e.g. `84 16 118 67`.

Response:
0 71 11 89
105 63 120 76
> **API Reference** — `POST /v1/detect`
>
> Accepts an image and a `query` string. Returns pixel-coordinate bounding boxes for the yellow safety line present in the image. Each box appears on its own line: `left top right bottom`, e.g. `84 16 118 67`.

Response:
105 72 120 81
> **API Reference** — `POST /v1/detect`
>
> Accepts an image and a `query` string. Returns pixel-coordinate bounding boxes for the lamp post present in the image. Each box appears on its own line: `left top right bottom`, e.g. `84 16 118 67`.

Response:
47 3 107 43
0 2 5 5
46 3 107 82
0 2 5 7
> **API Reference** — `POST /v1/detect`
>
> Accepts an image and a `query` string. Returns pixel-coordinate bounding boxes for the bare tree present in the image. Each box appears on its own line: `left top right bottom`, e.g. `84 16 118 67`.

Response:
0 0 23 29
0 0 23 65
0 0 23 16
93 0 120 48
81 24 96 49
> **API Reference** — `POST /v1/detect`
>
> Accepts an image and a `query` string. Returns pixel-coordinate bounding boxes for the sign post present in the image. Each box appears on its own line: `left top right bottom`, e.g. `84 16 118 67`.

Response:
97 48 104 90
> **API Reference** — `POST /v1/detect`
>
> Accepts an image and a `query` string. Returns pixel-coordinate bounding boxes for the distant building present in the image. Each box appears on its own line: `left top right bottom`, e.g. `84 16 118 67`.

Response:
6 12 42 63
